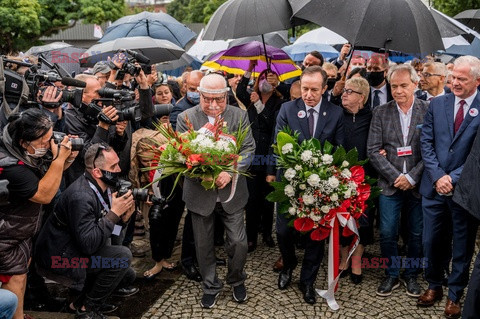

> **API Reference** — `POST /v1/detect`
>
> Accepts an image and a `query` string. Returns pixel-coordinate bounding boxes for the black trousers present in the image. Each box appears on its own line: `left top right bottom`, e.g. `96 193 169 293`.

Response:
74 245 135 312
463 250 480 319
245 171 274 243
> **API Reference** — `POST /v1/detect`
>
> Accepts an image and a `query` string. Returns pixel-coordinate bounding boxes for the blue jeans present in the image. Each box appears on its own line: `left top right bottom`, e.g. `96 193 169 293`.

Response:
379 190 423 279
0 288 18 319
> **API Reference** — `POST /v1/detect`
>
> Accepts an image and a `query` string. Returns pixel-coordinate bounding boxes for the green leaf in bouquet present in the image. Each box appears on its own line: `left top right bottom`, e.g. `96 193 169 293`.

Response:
277 201 290 215
309 137 321 150
323 140 334 154
276 131 297 150
345 147 359 165
332 146 346 165
266 181 289 202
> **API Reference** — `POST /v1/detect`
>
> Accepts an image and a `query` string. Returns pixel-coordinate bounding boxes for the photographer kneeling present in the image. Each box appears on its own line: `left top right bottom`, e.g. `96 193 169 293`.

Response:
0 108 77 319
35 142 138 319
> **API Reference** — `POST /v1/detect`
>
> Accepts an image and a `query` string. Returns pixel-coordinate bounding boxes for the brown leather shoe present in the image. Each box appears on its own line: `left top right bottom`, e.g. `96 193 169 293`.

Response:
417 288 443 307
444 298 461 319
273 256 283 272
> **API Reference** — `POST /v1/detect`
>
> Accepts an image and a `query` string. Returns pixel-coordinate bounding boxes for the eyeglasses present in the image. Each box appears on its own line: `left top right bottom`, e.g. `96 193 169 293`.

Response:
342 88 362 95
93 144 106 168
420 72 443 78
201 93 226 104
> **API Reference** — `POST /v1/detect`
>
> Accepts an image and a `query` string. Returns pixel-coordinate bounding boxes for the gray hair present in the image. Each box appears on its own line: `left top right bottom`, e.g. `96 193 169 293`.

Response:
75 74 98 82
198 73 228 93
387 64 419 83
454 55 480 79
423 62 447 77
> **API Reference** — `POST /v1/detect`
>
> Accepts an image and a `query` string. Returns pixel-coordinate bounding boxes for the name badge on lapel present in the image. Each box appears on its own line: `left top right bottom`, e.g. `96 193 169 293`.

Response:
397 146 412 157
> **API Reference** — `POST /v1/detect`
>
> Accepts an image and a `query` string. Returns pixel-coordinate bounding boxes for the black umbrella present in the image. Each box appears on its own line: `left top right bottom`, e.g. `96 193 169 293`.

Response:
227 31 289 49
99 11 196 48
291 0 444 55
454 9 480 31
80 36 185 67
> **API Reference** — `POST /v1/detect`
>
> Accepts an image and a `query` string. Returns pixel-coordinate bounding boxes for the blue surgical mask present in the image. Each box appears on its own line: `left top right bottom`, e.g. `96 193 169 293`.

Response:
187 91 200 105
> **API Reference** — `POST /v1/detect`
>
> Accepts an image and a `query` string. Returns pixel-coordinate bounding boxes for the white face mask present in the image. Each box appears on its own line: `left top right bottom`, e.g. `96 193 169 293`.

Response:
26 145 48 158
259 79 273 94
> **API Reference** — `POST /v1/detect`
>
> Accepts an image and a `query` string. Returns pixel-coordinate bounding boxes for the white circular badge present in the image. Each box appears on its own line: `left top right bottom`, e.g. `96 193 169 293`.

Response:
298 110 306 118
469 108 478 117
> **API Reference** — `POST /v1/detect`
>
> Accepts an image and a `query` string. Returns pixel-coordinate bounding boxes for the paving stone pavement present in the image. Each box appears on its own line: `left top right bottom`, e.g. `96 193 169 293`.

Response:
140 216 479 319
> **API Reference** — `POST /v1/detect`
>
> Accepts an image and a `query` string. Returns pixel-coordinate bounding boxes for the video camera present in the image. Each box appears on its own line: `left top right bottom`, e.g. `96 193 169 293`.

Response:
153 104 173 118
77 87 139 124
113 49 151 81
1 55 86 108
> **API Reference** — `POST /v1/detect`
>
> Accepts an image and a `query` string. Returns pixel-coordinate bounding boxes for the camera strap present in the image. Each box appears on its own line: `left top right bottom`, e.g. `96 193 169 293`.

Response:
0 56 30 117
88 181 111 215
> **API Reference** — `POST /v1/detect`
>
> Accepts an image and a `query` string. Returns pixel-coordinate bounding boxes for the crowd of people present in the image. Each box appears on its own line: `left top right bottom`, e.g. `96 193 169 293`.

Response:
0 44 479 319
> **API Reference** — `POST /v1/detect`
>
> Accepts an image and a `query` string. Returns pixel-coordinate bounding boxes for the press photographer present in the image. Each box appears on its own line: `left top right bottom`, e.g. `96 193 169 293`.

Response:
0 108 78 319
35 143 138 319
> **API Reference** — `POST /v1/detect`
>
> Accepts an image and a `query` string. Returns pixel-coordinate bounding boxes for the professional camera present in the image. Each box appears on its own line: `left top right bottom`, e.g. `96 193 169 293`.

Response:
113 49 151 80
115 179 149 200
0 180 10 206
39 87 83 109
148 195 168 224
52 131 84 151
153 104 173 118
97 87 140 122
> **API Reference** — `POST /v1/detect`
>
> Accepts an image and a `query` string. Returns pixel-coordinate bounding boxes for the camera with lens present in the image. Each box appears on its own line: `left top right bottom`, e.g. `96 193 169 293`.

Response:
52 131 84 151
113 49 151 81
115 179 149 201
39 86 83 109
153 104 173 118
0 180 10 206
97 87 140 122
148 195 168 224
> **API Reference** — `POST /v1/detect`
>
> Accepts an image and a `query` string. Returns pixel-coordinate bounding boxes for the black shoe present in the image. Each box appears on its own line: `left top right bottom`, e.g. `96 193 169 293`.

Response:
247 241 257 253
216 257 226 266
376 277 400 297
339 267 351 278
112 287 139 298
232 284 247 303
68 303 118 314
403 277 421 297
200 292 220 309
350 273 363 285
298 282 316 304
182 263 202 282
278 268 293 290
263 235 275 247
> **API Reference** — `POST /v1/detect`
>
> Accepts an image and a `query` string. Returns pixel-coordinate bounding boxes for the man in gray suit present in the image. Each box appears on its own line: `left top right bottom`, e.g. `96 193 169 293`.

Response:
176 73 255 309
367 64 429 298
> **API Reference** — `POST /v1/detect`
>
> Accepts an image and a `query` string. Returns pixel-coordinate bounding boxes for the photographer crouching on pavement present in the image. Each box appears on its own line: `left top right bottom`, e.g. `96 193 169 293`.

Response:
0 108 78 319
35 142 138 319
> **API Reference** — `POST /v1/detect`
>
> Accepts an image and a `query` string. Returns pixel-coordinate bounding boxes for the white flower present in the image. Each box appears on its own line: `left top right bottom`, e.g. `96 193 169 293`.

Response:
295 165 302 171
321 205 330 213
322 154 334 164
307 174 321 187
345 189 352 198
199 138 215 149
288 207 296 215
328 176 340 188
302 194 315 205
301 150 313 162
284 184 295 197
284 168 296 181
342 160 349 168
341 169 352 178
299 184 306 190
215 139 232 152
312 157 319 164
331 193 339 201
282 143 293 154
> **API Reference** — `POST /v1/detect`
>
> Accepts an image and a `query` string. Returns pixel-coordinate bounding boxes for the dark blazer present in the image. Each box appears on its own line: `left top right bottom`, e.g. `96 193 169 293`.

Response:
420 92 480 198
367 98 429 196
416 86 452 101
176 105 256 216
453 126 480 220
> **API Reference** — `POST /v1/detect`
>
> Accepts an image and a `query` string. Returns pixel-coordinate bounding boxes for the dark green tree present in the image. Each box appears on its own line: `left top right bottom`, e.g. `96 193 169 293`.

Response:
432 0 480 17
0 0 125 54
167 0 227 24
166 0 190 23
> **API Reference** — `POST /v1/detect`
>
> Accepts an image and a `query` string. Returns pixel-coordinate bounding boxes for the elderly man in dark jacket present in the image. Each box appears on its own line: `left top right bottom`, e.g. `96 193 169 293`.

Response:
35 143 137 319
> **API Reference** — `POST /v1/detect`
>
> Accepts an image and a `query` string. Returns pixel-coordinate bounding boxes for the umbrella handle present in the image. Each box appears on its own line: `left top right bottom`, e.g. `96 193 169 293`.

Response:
341 45 355 81
261 34 271 70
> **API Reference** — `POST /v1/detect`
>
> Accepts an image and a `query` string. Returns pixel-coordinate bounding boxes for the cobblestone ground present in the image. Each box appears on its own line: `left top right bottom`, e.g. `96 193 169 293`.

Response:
141 216 479 319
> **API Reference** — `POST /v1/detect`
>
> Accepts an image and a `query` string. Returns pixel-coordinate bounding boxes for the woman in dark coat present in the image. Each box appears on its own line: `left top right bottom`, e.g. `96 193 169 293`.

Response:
236 62 285 252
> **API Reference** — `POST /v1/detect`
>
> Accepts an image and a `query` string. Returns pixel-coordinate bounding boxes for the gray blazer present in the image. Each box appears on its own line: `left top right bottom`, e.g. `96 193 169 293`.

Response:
367 98 429 196
176 105 256 216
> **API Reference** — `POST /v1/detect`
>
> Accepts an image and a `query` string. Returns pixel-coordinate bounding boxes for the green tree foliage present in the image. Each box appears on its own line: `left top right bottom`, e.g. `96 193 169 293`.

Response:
432 0 480 17
0 0 125 54
167 0 227 24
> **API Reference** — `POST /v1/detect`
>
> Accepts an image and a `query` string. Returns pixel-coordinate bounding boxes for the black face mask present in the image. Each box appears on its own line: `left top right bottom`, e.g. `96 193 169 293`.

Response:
366 71 385 87
99 169 120 187
300 64 306 71
326 78 337 91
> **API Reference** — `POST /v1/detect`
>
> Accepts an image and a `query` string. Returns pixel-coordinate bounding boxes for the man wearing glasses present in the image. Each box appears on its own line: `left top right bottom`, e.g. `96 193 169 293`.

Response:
367 64 429 298
417 62 448 101
176 73 255 309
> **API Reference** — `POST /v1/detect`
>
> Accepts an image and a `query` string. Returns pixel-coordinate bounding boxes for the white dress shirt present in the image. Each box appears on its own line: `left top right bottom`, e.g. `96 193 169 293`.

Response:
306 100 322 136
396 100 416 186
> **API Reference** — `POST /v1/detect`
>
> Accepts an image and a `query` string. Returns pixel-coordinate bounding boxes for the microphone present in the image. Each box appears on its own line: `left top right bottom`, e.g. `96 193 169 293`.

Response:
61 77 87 88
